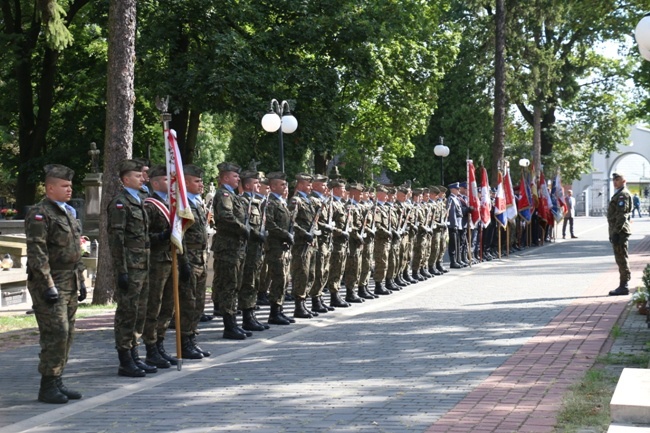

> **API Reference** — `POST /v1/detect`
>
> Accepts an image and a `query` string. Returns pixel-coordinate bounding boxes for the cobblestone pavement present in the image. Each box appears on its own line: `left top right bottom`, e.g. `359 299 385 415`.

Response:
0 217 648 433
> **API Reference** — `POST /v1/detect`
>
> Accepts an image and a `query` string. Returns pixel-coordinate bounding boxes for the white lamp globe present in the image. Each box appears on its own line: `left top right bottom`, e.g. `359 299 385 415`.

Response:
636 14 650 52
442 145 450 157
281 114 298 134
261 113 281 133
640 45 650 62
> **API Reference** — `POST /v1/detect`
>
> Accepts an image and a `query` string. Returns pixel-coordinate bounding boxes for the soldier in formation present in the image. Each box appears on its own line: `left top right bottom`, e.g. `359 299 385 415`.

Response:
26 164 86 403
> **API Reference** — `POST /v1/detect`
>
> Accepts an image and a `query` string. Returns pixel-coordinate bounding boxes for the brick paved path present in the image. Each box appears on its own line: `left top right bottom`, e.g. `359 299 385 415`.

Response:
0 217 646 433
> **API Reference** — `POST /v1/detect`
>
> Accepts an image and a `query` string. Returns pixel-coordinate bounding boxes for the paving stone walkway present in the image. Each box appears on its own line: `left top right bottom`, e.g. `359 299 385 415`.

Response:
0 216 648 433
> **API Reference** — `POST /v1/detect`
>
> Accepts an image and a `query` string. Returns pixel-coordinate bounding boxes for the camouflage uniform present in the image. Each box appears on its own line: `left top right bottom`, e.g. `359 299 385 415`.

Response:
342 191 365 301
26 166 85 401
372 189 393 295
308 185 334 312
359 198 377 294
327 192 349 297
608 174 632 291
142 191 173 346
239 191 264 310
265 193 293 307
289 178 319 317
107 187 150 352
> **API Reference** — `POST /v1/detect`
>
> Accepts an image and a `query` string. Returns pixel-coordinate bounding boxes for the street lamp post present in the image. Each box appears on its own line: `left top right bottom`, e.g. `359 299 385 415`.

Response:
433 136 450 184
261 99 298 173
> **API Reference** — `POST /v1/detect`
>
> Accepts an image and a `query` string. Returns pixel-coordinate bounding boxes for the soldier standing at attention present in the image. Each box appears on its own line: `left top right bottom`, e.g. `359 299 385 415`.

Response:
239 170 270 332
212 162 252 339
309 174 336 313
327 179 352 307
372 185 393 295
177 164 212 356
264 172 295 325
26 164 86 403
257 177 272 306
608 172 633 296
141 165 175 368
357 186 378 299
342 183 365 303
289 173 320 318
107 159 156 378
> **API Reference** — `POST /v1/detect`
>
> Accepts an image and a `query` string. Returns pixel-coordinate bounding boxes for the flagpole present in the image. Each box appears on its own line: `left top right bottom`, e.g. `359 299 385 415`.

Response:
157 97 183 372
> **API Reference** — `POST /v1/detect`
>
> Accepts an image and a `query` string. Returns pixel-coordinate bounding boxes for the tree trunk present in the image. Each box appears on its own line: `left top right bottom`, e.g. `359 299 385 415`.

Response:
93 0 137 305
533 103 542 177
314 151 330 176
491 0 506 185
184 110 201 163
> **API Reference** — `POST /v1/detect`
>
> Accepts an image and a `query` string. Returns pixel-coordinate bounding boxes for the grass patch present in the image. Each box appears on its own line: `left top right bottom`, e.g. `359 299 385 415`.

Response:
555 352 650 432
0 303 116 333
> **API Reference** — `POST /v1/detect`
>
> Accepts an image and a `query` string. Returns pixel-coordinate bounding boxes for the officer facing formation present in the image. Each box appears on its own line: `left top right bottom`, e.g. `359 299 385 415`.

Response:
26 164 86 403
608 172 633 296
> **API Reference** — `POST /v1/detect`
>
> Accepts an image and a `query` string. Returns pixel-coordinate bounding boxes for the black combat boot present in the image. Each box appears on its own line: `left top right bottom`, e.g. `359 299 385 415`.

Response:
38 376 68 404
181 335 204 358
311 296 329 313
55 376 82 400
387 278 402 291
190 334 211 356
329 291 350 307
374 281 392 295
421 267 433 279
252 308 270 329
145 343 171 369
294 298 314 318
320 295 335 310
278 305 296 323
268 303 291 325
609 283 630 296
304 299 319 316
131 347 157 374
156 338 178 365
429 265 442 276
358 285 375 300
223 314 247 340
242 308 266 331
437 262 449 273
256 292 270 306
413 270 425 281
404 269 418 284
345 287 365 303
117 348 146 377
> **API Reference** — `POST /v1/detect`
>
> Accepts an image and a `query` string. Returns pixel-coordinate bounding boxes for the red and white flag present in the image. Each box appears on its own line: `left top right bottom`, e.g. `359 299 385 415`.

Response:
467 160 480 228
503 167 518 221
165 128 194 253
495 171 507 227
479 166 491 228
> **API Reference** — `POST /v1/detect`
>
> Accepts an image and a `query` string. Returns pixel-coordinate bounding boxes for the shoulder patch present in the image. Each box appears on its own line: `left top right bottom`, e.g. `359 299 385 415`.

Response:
116 202 124 210
223 192 229 197
34 214 44 221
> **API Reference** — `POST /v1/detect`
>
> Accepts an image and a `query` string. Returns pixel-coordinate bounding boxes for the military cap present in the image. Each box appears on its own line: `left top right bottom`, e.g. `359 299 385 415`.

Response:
375 185 389 193
438 186 447 193
133 157 151 168
412 188 423 195
266 171 287 181
397 184 411 194
184 164 204 178
448 182 460 190
329 166 342 179
429 186 440 194
422 187 430 193
118 159 144 177
387 187 397 195
260 177 270 186
44 164 75 181
295 172 313 182
458 181 467 188
328 179 346 189
313 174 329 183
348 182 364 192
217 162 241 173
612 172 624 180
147 164 166 179
240 170 259 180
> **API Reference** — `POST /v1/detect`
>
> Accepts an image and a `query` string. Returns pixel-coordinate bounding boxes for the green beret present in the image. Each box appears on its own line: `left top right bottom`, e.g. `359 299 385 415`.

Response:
328 179 346 189
267 171 287 181
147 164 166 179
295 172 313 182
412 188 423 195
132 157 151 168
438 186 447 193
240 170 259 180
387 187 397 195
217 162 241 174
313 174 329 183
375 185 388 193
119 159 144 177
429 186 440 194
44 164 75 181
260 177 270 185
183 164 204 178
